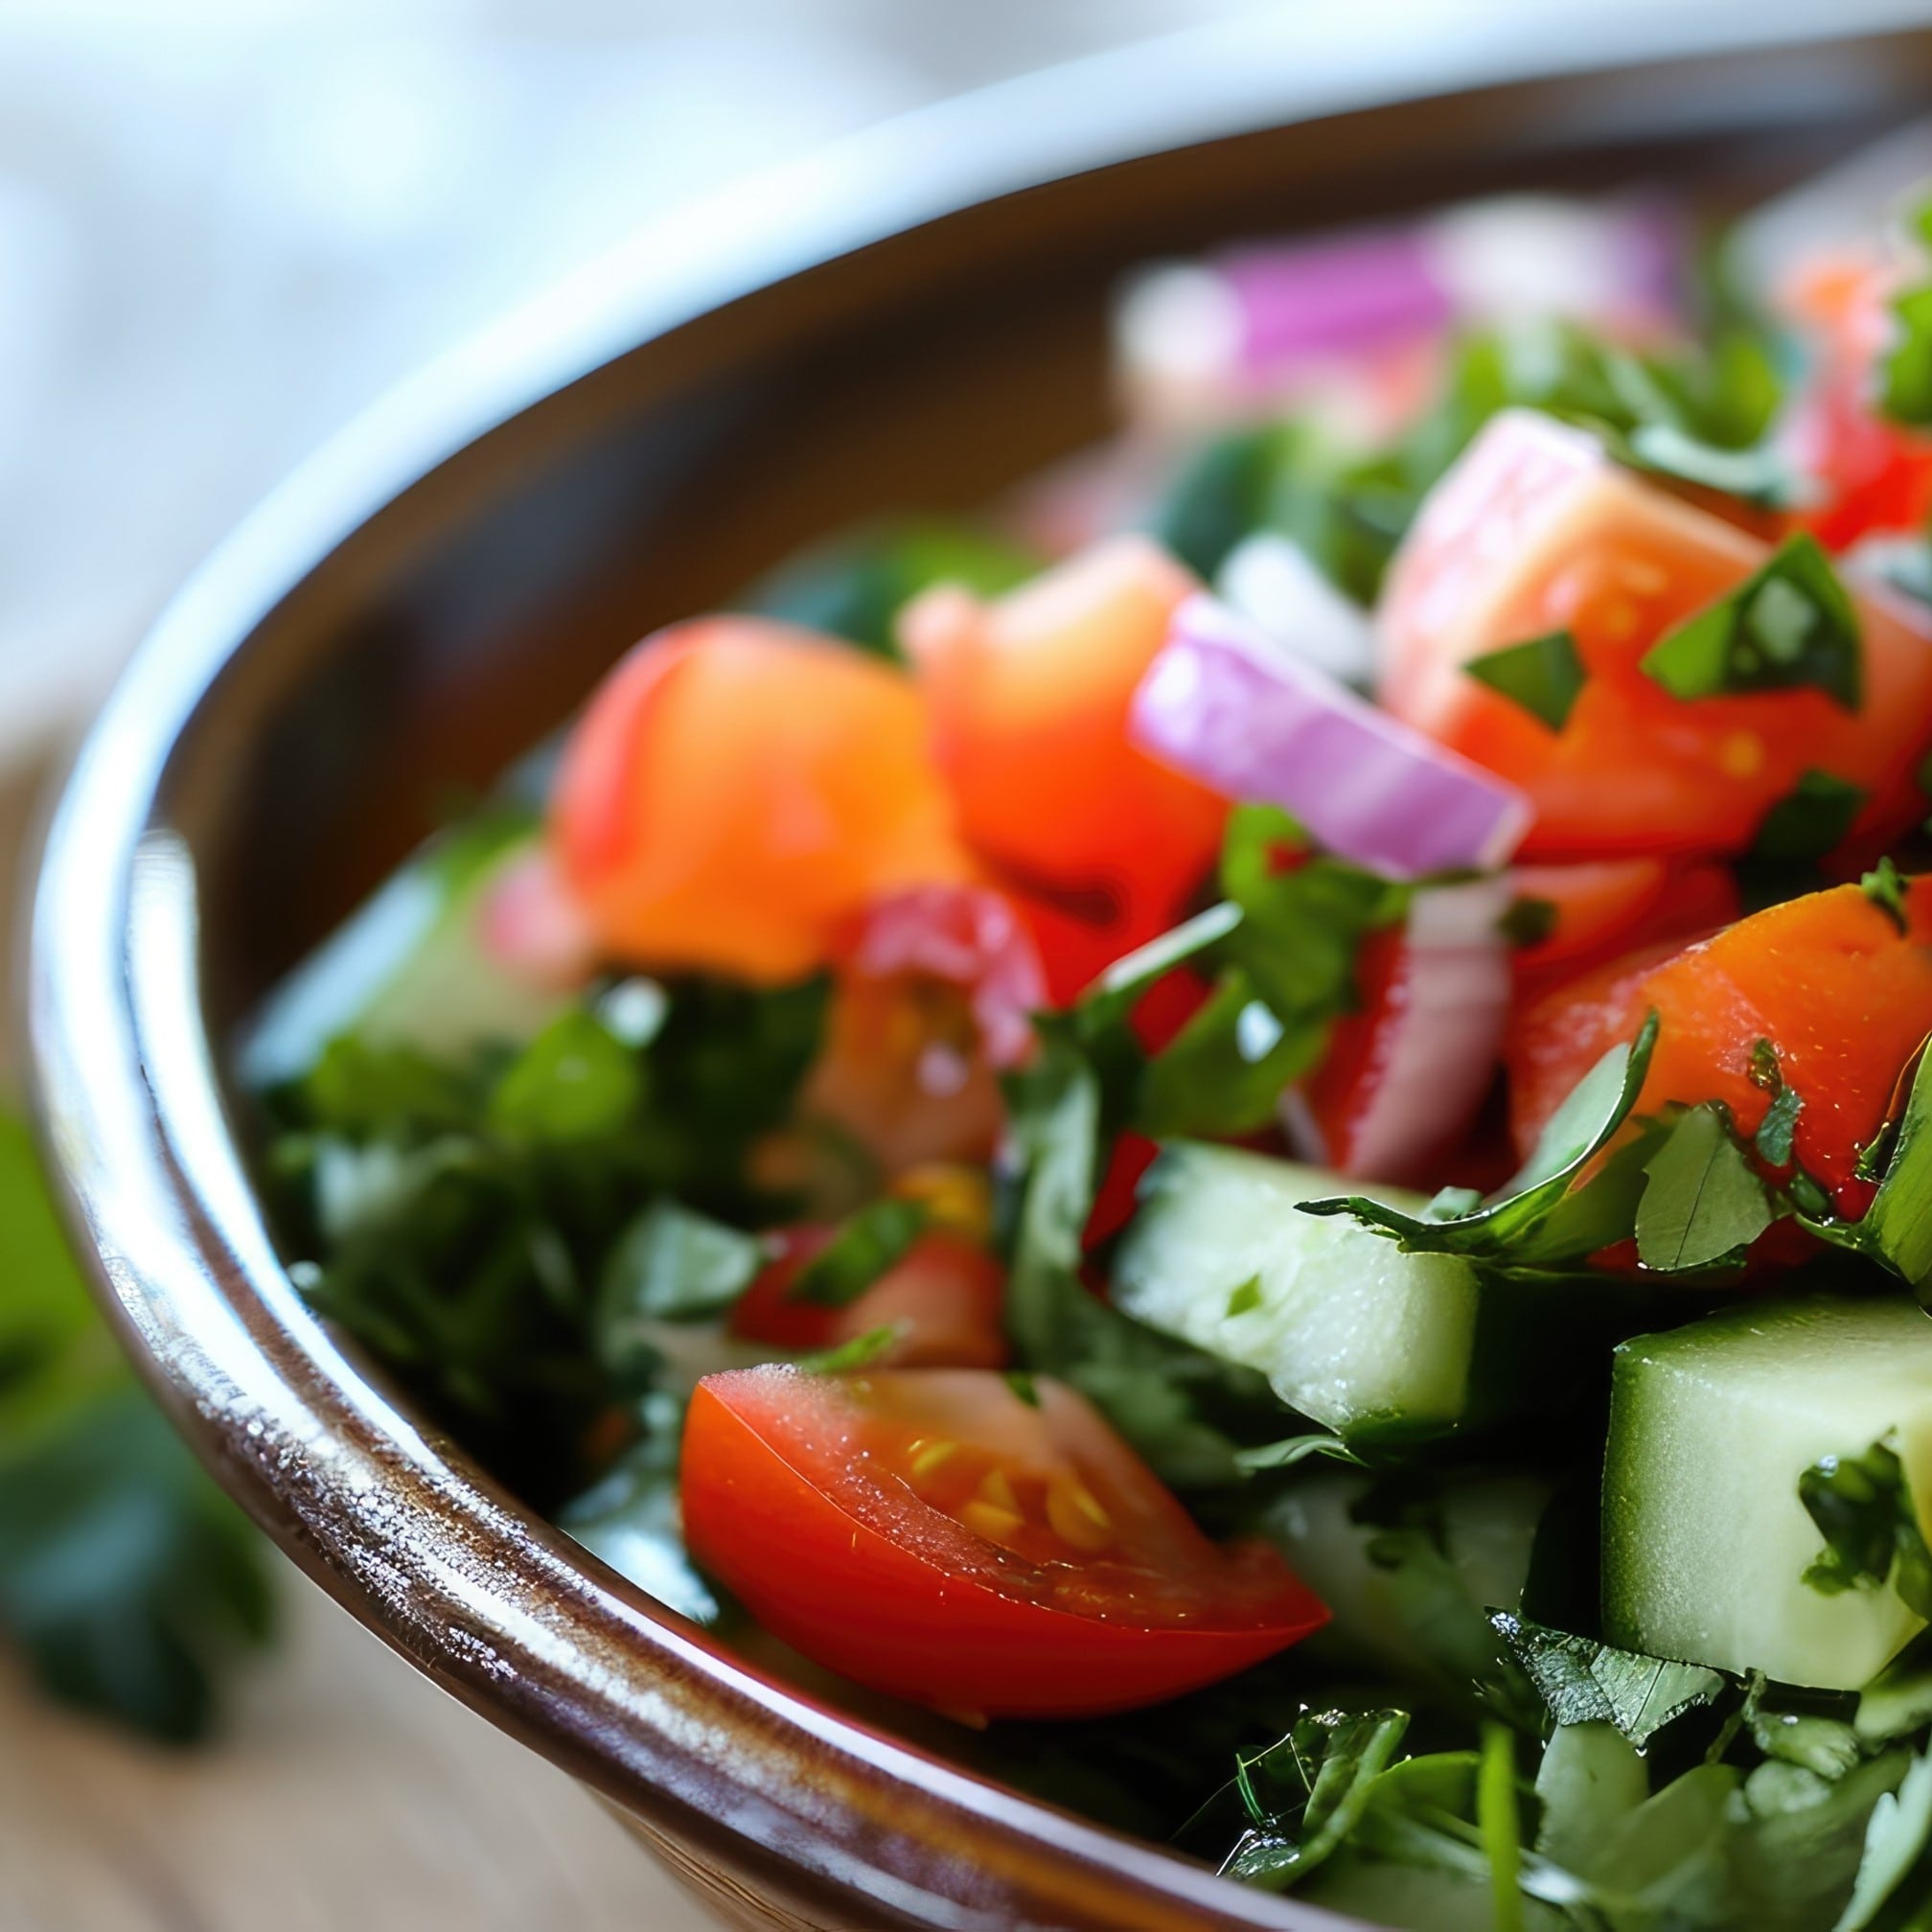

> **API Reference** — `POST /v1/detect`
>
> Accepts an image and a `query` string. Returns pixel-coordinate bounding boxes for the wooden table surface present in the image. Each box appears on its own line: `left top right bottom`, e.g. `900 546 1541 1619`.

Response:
0 1576 712 1932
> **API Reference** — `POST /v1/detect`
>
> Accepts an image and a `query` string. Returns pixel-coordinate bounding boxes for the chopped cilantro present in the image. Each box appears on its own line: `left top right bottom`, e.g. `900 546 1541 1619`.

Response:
1757 1085 1805 1169
1465 630 1587 730
1862 857 1911 935
789 1198 927 1307
1490 1612 1728 1747
1640 533 1862 713
1749 770 1869 865
1500 897 1559 949
1800 1437 1932 1620
1634 1104 1775 1272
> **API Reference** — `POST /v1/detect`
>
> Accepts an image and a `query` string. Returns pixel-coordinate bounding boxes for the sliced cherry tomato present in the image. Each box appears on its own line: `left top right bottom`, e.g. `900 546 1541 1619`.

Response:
550 617 972 983
902 537 1227 960
680 1368 1326 1717
1379 410 1932 861
728 1228 1008 1369
1508 877 1932 1204
1083 1130 1162 1253
800 885 1045 1175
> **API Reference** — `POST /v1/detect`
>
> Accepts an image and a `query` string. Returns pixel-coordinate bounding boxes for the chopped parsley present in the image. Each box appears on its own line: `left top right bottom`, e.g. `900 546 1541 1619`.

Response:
1464 629 1587 731
1639 533 1863 713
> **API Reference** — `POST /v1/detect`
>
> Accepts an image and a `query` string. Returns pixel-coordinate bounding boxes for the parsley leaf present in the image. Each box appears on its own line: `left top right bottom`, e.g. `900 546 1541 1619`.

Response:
1465 631 1587 730
1882 200 1932 429
1803 1037 1932 1299
1300 1013 1659 1272
1000 1032 1276 1489
1800 1437 1932 1620
741 518 1038 659
1223 1709 1413 1890
1634 1104 1776 1271
1835 1749 1932 1930
1751 770 1870 865
1490 1612 1728 1747
1640 533 1863 712
790 1198 928 1307
1862 857 1911 935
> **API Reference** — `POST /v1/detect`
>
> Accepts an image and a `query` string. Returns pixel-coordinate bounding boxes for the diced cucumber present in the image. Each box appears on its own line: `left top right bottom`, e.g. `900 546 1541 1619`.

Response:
241 818 572 1086
1255 1466 1552 1692
1602 1296 1932 1690
1113 1141 1515 1441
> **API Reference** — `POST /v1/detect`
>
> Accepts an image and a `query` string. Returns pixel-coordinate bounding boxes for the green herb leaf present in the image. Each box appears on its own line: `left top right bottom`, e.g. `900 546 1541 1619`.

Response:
1883 282 1932 428
1465 630 1587 731
1223 1709 1412 1890
1750 770 1870 865
1300 1013 1659 1272
599 1200 766 1328
1640 533 1863 713
1500 897 1558 949
1862 857 1911 936
1477 1724 1525 1932
490 1009 643 1144
1835 1749 1932 1930
741 518 1038 659
1000 1034 1274 1488
790 1198 927 1307
1233 1433 1367 1475
1490 1612 1728 1746
794 1323 904 1375
1634 1104 1776 1272
1757 1084 1805 1169
1801 1436 1932 1620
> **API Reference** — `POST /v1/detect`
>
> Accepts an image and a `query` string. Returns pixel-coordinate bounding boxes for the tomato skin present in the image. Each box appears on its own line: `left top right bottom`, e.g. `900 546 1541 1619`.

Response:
680 1368 1326 1718
902 537 1227 956
550 617 972 983
1508 878 1932 1204
800 885 1046 1177
727 1228 1009 1369
1380 410 1932 861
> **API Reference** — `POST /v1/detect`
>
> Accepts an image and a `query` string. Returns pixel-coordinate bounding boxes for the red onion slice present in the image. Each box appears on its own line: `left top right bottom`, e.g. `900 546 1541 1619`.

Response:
1285 876 1513 1185
1131 593 1531 879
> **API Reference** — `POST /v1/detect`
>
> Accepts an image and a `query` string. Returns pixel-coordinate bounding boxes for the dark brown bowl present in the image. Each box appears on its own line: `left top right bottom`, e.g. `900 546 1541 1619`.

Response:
27 12 1932 1928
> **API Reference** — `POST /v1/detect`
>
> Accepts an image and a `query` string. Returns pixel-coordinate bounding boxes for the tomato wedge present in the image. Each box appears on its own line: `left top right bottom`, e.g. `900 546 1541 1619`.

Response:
727 1228 1009 1369
550 617 972 983
680 1368 1325 1717
902 537 1228 972
1379 410 1932 861
1508 877 1932 1203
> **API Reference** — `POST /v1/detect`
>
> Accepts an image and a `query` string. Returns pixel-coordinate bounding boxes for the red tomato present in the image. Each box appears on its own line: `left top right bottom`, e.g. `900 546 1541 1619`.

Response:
550 617 973 983
728 1228 1009 1369
680 1368 1326 1717
800 886 1045 1176
1508 878 1932 1204
1510 861 1740 985
902 537 1227 959
1379 410 1932 861
1083 1131 1162 1253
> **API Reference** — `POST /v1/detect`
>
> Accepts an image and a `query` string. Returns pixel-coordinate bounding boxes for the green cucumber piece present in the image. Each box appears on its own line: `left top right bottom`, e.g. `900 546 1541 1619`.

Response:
1113 1142 1535 1442
242 819 571 1085
1256 1467 1552 1694
1602 1296 1932 1690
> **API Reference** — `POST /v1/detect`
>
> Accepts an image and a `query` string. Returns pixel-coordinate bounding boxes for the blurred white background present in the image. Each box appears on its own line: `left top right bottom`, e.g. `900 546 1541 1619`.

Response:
0 0 1297 769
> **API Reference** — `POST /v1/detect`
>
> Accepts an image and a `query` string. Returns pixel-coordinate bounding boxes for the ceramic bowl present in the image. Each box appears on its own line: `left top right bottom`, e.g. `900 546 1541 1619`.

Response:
29 12 1932 1928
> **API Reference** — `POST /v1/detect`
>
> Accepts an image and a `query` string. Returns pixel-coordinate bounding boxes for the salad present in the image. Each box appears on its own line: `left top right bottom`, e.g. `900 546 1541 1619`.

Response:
249 150 1932 1930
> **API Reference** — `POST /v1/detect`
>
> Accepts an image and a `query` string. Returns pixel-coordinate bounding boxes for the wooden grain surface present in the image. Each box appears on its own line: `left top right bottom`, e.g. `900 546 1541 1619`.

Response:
0 1576 713 1932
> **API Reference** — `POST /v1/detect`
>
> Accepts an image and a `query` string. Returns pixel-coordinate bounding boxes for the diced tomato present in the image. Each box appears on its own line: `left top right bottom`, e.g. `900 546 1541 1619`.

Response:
1509 861 1740 987
1083 1131 1162 1253
1792 379 1932 554
550 617 973 983
1507 877 1932 1205
1379 410 1932 861
727 1228 1008 1369
800 885 1046 1175
902 537 1228 961
680 1368 1326 1717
